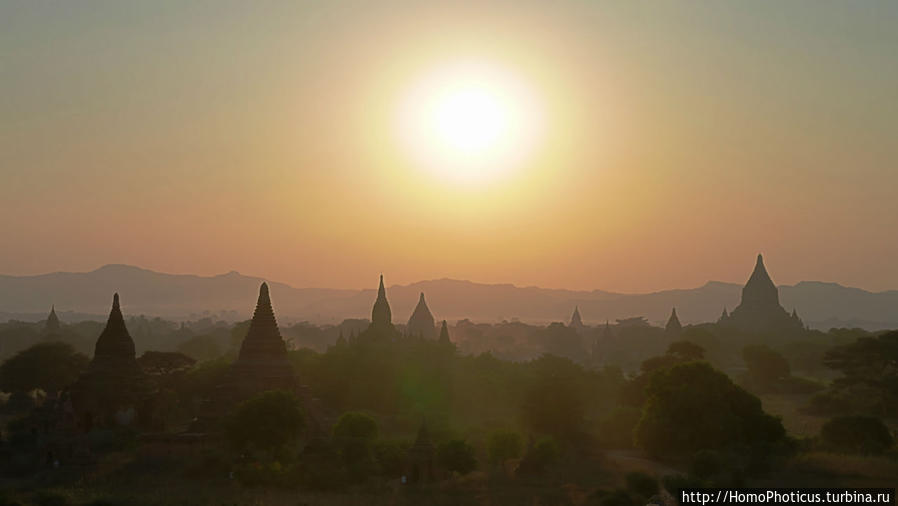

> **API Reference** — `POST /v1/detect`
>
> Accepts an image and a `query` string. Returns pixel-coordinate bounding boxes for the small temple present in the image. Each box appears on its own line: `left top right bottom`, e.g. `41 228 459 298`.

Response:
407 292 436 339
438 320 451 345
569 306 585 329
665 307 682 336
70 293 149 430
718 254 804 333
45 305 61 335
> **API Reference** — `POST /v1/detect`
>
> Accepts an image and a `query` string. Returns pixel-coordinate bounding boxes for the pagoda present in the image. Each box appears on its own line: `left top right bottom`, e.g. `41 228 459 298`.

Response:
407 292 436 339
45 305 61 335
569 306 585 329
70 294 149 430
719 255 804 333
371 275 392 328
665 307 683 336
228 282 295 398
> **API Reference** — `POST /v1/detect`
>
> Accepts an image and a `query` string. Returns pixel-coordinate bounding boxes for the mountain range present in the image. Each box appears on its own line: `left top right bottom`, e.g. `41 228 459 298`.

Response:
1 265 896 330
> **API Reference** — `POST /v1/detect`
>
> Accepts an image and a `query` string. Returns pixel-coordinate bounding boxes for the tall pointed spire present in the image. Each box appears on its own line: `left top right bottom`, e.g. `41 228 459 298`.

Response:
45 305 61 334
407 292 436 338
569 306 584 328
94 293 136 360
665 307 682 335
371 274 392 327
438 320 451 344
237 282 287 362
741 253 780 308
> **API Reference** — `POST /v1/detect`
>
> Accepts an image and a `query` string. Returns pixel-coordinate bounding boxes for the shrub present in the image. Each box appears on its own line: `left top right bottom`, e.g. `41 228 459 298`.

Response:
437 439 478 475
690 450 722 480
820 416 893 454
225 390 304 457
488 429 522 464
516 437 559 476
625 471 659 499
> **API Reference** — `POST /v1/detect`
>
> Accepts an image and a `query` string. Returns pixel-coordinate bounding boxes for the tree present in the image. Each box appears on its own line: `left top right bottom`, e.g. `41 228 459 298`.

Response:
137 351 195 376
820 416 893 454
332 412 379 481
516 437 559 476
437 439 477 475
0 342 88 393
811 331 898 416
225 390 304 456
522 355 587 437
742 345 790 384
635 362 786 457
488 429 522 465
667 341 705 361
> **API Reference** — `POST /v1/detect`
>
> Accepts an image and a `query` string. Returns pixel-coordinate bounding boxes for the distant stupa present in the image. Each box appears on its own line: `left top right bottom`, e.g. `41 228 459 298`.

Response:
45 305 61 334
438 320 453 346
372 275 392 328
665 307 682 336
719 254 804 333
407 292 437 339
569 306 585 329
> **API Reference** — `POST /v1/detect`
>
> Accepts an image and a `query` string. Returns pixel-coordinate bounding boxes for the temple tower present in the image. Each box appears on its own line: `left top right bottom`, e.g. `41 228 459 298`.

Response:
407 292 436 339
722 254 804 333
45 305 61 334
372 275 392 328
438 320 451 345
70 294 148 430
229 282 295 396
665 307 682 336
569 306 584 329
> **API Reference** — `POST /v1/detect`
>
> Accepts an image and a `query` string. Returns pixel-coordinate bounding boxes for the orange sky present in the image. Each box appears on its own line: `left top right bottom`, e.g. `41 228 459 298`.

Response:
2 2 897 293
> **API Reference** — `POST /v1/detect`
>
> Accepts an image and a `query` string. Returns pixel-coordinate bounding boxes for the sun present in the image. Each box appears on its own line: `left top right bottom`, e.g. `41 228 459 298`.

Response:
396 61 544 186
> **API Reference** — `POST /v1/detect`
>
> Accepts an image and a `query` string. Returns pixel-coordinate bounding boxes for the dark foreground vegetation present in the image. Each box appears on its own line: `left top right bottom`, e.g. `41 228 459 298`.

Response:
1 313 896 505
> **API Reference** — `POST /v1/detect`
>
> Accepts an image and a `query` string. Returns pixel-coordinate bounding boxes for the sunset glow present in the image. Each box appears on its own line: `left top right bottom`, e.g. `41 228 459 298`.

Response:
396 62 544 185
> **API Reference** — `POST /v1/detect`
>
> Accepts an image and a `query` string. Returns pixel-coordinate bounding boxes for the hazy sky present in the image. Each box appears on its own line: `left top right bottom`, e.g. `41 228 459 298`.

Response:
2 1 897 293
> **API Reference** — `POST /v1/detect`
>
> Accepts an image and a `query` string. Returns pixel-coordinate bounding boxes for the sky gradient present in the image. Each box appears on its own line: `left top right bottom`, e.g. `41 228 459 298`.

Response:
2 1 897 293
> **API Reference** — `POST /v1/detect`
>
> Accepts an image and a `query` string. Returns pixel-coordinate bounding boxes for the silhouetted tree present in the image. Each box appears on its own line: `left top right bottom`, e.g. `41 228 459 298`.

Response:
437 439 477 475
635 362 786 458
0 342 88 393
225 390 304 456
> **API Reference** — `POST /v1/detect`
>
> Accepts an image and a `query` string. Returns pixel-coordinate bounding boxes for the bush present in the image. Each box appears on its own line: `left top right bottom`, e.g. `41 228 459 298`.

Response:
598 407 641 448
820 416 893 454
373 440 407 478
625 471 658 499
225 390 304 457
437 439 478 475
488 429 522 464
662 474 706 495
333 412 379 482
690 450 722 480
517 437 559 476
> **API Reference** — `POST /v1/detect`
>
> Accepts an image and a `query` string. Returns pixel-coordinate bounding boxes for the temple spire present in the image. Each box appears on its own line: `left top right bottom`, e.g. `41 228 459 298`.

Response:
371 274 392 327
94 292 136 360
569 306 584 328
407 292 436 338
438 320 451 344
46 305 61 333
665 307 682 335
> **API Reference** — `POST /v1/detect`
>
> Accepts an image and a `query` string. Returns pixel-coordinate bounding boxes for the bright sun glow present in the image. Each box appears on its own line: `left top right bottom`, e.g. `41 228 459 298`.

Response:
397 61 544 186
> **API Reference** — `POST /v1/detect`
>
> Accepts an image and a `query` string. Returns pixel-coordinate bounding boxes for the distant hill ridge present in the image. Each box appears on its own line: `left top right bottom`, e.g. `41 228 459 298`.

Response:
1 265 896 330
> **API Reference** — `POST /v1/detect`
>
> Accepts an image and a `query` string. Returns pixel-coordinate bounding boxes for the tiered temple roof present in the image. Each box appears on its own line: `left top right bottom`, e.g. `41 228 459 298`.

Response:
230 283 295 395
719 254 804 333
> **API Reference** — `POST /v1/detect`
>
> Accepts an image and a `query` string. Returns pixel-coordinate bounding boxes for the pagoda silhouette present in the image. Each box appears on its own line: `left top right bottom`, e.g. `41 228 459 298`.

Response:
718 254 804 333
